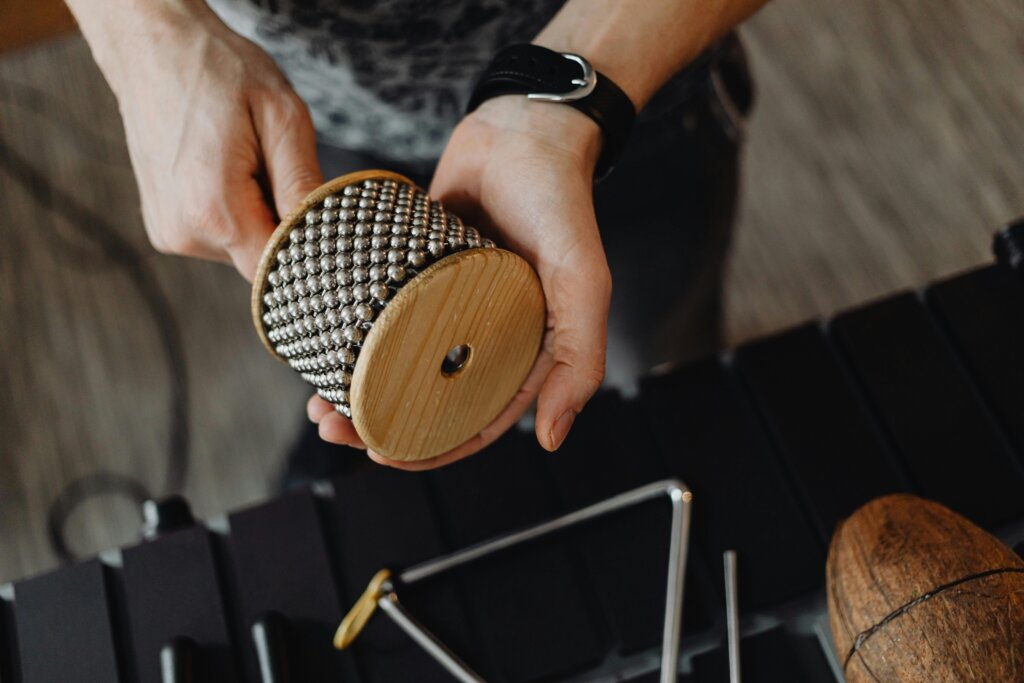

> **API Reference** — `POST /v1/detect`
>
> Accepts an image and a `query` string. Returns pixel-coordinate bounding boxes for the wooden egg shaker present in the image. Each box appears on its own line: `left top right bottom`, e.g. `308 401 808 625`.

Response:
252 171 545 462
827 494 1024 682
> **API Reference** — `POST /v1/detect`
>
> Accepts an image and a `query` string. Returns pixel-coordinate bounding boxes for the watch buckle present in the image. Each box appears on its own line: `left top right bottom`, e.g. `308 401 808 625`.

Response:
527 53 597 103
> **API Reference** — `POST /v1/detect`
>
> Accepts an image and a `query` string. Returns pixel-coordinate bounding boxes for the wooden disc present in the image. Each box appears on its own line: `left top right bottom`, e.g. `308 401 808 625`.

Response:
351 247 544 461
827 494 1024 682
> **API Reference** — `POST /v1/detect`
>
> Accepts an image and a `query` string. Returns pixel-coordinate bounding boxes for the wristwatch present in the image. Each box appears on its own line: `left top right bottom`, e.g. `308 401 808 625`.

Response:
466 44 637 180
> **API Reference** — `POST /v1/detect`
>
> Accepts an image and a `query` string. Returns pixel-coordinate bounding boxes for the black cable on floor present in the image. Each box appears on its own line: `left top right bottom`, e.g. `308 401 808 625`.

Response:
0 82 190 563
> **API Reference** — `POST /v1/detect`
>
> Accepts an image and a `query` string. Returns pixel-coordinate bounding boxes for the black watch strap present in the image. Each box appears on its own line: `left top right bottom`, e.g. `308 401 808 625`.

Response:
466 44 636 179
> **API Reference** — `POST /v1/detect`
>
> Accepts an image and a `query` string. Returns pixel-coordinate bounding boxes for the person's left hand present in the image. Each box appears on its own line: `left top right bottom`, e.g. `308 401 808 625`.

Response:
308 95 612 470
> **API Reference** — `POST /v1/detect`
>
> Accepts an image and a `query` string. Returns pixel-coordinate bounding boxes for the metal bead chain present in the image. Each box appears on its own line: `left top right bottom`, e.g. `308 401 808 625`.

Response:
258 176 495 418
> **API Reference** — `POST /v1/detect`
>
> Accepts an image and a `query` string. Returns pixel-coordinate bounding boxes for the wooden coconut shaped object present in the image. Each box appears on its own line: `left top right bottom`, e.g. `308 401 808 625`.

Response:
827 494 1024 682
252 170 545 462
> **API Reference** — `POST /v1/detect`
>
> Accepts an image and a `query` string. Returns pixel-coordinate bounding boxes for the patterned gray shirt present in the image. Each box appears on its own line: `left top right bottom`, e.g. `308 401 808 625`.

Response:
208 0 565 164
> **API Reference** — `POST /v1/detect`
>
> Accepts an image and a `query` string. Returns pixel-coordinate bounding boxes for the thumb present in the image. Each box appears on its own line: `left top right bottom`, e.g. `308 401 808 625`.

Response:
535 277 610 451
252 90 324 222
534 242 612 451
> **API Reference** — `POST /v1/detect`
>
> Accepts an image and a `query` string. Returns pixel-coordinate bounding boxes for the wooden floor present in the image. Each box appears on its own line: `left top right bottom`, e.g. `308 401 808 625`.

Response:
0 0 75 56
728 0 1023 342
1 0 1022 584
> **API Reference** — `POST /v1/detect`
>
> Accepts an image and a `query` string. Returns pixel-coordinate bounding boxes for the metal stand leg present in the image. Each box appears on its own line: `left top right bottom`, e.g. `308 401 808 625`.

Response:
724 550 741 683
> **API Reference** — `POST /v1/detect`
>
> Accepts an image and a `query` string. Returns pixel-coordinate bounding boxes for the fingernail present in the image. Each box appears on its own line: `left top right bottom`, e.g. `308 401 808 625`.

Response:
548 409 577 451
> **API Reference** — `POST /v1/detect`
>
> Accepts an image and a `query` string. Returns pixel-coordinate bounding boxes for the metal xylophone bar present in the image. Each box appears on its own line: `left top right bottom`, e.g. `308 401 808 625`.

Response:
329 464 483 681
424 432 609 681
927 263 1024 458
733 322 911 546
224 490 361 682
830 291 1024 527
547 394 716 652
640 358 826 613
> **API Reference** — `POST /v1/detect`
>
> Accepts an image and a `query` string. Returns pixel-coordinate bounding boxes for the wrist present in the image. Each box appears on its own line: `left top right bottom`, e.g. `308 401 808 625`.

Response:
68 0 221 91
470 95 603 172
531 35 654 111
531 0 727 112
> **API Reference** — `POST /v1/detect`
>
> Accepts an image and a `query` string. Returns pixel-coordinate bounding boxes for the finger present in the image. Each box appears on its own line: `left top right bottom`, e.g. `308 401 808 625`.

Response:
157 171 269 273
429 148 484 221
220 177 279 281
317 411 367 449
251 90 323 220
307 394 335 423
534 253 611 452
535 347 605 452
367 347 555 471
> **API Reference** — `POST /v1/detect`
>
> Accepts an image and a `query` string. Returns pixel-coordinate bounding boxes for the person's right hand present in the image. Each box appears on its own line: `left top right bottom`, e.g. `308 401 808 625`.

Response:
94 0 322 280
309 96 612 469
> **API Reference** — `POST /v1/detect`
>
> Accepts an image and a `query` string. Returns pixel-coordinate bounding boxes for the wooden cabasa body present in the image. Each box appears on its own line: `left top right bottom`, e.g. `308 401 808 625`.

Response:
828 494 1024 682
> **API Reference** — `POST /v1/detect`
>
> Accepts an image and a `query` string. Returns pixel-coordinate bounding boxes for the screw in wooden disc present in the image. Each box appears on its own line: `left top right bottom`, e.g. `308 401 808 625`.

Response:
352 246 544 461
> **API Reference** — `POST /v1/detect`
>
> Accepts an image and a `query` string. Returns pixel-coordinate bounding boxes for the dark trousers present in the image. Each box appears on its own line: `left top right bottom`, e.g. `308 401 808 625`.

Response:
316 36 751 395
282 37 752 485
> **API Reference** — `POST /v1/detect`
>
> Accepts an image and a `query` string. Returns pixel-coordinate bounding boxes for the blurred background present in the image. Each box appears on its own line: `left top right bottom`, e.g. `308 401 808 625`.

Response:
0 0 1021 584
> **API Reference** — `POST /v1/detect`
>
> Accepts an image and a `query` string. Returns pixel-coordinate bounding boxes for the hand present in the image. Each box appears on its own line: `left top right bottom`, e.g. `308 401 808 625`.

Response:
311 96 612 470
100 1 322 280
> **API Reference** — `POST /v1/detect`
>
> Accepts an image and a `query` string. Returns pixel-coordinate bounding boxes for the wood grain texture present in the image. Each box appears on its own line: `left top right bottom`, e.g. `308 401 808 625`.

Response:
827 494 1024 682
726 0 1024 344
353 248 545 461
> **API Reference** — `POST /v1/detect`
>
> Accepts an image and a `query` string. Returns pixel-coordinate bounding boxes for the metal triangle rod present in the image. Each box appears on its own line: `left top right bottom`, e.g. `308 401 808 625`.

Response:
377 590 485 683
392 478 693 683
